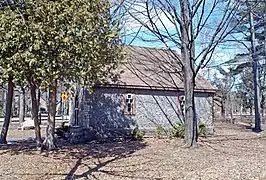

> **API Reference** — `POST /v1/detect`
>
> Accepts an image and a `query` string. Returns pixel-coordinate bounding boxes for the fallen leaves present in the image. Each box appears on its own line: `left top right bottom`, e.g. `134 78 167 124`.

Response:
0 122 266 179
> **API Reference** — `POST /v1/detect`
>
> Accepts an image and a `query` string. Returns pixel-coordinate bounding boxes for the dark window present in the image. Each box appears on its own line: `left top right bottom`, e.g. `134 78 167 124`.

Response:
179 95 185 115
123 94 136 115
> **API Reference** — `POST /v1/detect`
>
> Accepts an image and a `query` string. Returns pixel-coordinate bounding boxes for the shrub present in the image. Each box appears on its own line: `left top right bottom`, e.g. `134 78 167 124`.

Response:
132 126 144 141
198 122 207 137
171 122 208 138
171 123 185 138
156 125 164 138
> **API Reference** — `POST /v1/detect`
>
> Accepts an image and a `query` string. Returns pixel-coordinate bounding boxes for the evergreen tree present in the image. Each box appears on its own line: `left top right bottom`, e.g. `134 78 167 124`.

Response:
0 0 123 149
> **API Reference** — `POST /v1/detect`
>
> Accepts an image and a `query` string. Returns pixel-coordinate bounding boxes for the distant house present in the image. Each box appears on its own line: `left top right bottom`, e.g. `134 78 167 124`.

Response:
70 46 215 140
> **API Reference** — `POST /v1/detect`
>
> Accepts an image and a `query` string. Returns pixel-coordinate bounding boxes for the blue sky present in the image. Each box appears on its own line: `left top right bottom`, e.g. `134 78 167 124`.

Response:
121 0 251 79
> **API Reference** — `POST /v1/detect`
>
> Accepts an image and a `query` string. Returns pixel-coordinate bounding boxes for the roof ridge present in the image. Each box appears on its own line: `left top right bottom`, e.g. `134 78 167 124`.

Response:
124 44 179 54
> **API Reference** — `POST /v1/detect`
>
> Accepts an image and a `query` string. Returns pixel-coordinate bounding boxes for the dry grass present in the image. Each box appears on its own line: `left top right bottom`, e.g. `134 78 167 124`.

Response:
1 122 266 180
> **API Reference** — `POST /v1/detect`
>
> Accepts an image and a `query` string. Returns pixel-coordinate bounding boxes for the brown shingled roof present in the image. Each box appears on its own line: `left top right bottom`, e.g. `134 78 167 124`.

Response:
105 45 215 93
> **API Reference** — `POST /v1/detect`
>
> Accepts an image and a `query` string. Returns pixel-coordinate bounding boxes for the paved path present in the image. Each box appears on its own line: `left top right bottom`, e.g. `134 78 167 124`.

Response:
0 116 69 130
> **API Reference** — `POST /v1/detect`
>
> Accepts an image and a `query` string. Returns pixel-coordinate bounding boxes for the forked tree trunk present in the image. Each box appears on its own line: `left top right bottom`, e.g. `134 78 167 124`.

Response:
182 50 197 147
29 81 42 148
43 81 57 151
180 0 197 147
0 76 14 144
19 86 25 126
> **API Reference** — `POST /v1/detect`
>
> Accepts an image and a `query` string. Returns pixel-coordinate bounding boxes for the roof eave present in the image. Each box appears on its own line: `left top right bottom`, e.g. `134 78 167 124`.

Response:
98 84 216 94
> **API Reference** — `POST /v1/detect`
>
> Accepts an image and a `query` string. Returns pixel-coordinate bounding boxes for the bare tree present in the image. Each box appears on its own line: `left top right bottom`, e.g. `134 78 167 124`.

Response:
212 70 235 119
122 0 248 147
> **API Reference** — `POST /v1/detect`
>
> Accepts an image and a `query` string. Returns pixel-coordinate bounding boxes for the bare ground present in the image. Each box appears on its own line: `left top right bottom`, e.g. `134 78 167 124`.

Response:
1 122 266 180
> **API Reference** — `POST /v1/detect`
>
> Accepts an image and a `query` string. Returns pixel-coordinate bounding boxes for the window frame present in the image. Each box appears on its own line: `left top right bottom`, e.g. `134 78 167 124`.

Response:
123 93 136 116
178 95 185 116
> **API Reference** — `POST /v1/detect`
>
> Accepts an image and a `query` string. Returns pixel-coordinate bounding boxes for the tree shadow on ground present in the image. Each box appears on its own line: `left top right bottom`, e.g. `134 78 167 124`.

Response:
0 138 147 179
56 140 147 179
198 122 266 156
0 139 37 156
200 122 266 143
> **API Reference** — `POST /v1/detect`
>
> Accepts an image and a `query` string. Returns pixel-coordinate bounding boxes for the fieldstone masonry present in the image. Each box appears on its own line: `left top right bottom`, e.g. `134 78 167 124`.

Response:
70 87 214 142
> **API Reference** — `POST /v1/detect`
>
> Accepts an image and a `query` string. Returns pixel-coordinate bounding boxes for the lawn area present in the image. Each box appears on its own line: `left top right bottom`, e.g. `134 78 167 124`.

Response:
1 122 266 180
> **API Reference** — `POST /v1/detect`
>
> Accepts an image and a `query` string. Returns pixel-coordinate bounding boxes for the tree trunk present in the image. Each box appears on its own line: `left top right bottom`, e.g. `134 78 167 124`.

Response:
19 86 25 126
250 106 253 115
29 81 42 148
221 98 226 118
183 68 197 147
0 76 14 144
248 5 261 132
229 94 234 123
0 89 5 116
43 81 57 151
261 93 265 117
37 88 41 125
180 0 197 147
11 93 15 117
240 103 243 115
262 6 266 119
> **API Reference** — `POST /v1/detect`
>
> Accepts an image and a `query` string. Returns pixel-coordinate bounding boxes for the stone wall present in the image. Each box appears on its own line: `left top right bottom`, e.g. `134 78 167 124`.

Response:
71 87 214 140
